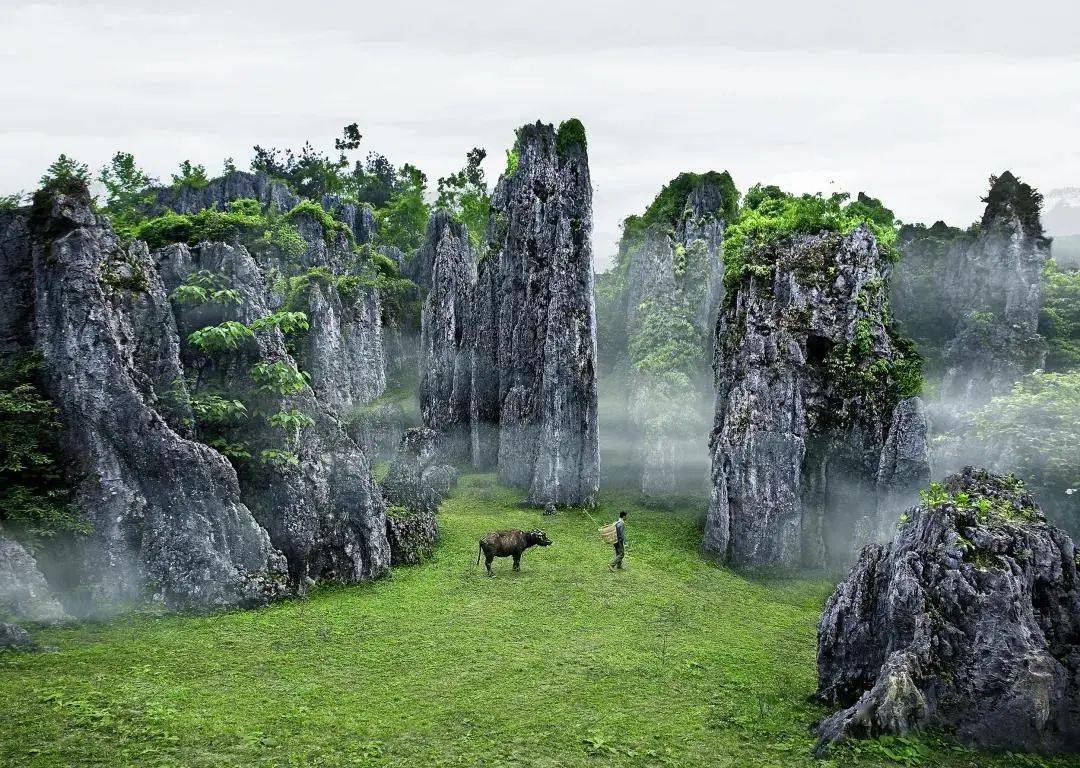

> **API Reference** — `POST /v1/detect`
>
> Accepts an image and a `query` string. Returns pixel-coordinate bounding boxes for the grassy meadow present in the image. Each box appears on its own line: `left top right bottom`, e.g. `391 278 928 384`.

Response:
1 474 1076 768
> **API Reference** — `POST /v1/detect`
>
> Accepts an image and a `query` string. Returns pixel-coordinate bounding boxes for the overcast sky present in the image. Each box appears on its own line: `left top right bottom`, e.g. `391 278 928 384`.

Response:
3 1 1079 268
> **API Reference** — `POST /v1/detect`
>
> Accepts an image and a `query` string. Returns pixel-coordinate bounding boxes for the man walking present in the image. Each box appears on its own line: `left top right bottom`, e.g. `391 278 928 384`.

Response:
609 511 628 570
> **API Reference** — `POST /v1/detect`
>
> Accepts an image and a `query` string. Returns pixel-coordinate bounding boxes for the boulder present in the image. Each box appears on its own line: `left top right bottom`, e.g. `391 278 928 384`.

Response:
0 536 68 624
380 428 457 565
0 622 36 652
816 467 1080 753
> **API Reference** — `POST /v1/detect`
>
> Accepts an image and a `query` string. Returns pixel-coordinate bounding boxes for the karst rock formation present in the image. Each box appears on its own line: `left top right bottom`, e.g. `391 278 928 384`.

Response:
418 120 600 507
817 467 1080 753
705 226 930 568
0 176 417 616
892 171 1050 412
606 172 733 495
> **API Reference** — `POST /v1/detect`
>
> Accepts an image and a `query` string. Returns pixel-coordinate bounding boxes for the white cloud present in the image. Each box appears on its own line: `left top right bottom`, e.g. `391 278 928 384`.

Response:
3 1 1079 269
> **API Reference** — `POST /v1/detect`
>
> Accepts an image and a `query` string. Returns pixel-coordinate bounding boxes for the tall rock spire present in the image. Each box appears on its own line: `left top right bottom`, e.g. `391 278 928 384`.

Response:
419 120 600 506
481 120 599 506
705 226 929 568
418 210 476 463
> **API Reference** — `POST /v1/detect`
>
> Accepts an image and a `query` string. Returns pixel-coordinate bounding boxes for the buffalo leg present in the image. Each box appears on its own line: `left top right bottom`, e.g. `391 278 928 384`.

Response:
485 554 495 576
512 554 521 571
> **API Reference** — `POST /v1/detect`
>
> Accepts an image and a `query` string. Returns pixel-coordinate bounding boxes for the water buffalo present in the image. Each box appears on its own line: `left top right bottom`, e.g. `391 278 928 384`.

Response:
476 528 552 575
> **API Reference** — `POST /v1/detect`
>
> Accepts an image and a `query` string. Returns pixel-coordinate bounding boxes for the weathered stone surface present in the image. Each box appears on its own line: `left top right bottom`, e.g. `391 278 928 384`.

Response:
149 171 299 217
412 122 599 506
385 507 439 567
893 173 1050 412
0 622 35 652
156 240 391 586
0 536 68 624
9 187 289 612
876 397 931 516
321 193 377 245
816 468 1080 753
480 121 599 506
616 175 730 495
468 256 500 470
0 211 33 355
418 211 475 462
149 171 390 418
380 428 456 565
299 279 386 414
705 227 928 568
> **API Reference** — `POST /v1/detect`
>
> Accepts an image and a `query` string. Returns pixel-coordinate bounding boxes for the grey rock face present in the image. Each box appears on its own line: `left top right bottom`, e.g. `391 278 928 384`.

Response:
0 211 33 355
149 171 299 217
381 428 456 565
156 240 391 585
624 227 677 334
705 227 929 568
7 188 288 612
418 211 475 462
892 174 1050 413
299 279 386 414
617 177 729 496
321 194 377 245
876 397 931 515
415 122 600 506
816 467 1080 753
468 256 500 470
0 622 36 651
483 122 600 506
0 536 68 624
937 215 1049 409
149 171 389 418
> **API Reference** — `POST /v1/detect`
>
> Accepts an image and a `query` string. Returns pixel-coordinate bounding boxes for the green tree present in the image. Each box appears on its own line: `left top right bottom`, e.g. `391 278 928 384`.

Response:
1039 260 1080 371
251 123 364 200
98 152 155 232
375 164 430 253
971 372 1080 531
39 154 90 192
436 148 490 255
172 160 210 190
0 353 86 545
0 192 26 210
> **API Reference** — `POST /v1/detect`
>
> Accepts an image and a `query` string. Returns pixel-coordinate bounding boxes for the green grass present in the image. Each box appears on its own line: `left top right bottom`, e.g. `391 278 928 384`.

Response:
1 475 1075 768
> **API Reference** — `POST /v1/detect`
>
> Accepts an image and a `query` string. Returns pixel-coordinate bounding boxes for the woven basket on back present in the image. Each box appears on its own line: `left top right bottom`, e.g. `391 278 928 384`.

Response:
599 523 618 544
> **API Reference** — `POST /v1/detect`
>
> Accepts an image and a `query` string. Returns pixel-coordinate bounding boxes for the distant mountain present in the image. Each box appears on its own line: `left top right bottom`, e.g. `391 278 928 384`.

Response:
1044 187 1080 236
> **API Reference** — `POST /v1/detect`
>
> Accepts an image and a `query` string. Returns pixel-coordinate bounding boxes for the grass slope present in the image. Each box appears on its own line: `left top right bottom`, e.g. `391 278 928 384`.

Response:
1 475 1075 768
